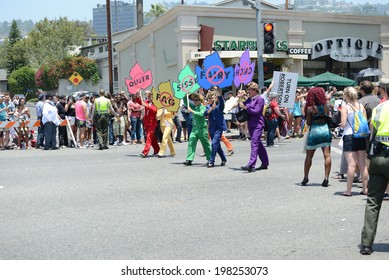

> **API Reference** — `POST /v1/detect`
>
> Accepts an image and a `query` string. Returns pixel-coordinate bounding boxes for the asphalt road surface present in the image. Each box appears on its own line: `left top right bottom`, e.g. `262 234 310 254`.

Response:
1 136 389 260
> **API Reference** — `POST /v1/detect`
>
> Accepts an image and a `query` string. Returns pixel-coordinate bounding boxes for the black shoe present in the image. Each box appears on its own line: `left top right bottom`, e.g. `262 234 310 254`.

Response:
360 245 373 255
207 163 214 168
183 160 192 166
103 146 109 149
221 160 226 166
99 146 104 150
43 147 50 150
241 165 255 172
301 177 309 186
51 147 58 150
321 179 329 187
256 165 268 170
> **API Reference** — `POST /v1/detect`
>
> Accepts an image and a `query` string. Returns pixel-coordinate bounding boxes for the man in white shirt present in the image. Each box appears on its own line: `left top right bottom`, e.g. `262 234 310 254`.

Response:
42 93 61 150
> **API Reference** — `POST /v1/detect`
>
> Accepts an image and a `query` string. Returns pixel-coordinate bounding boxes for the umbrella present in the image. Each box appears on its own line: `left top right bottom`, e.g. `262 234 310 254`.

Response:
309 72 356 87
356 67 385 78
264 75 315 87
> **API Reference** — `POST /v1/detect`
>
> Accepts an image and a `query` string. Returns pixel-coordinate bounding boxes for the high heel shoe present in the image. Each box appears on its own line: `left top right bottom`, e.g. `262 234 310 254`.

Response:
301 177 309 186
321 179 329 187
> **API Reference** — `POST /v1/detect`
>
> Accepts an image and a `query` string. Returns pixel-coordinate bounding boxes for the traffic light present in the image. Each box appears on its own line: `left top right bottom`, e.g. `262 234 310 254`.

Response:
263 23 275 54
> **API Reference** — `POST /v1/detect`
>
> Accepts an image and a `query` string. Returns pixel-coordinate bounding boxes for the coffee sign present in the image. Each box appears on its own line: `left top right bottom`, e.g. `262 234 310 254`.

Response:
311 37 383 61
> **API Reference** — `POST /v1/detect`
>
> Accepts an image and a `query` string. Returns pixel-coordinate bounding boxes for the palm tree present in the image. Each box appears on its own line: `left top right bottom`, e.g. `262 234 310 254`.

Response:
145 3 167 22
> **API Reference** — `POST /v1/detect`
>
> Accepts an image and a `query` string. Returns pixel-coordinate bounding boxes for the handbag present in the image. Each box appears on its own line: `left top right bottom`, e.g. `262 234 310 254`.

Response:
236 109 248 123
325 114 338 129
300 128 310 154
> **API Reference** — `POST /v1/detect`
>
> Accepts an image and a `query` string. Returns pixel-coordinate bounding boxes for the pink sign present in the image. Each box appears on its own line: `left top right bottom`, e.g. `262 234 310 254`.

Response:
125 63 153 94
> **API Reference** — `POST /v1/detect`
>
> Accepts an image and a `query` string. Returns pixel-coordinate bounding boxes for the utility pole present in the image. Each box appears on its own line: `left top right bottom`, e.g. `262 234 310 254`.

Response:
106 0 114 94
243 0 264 87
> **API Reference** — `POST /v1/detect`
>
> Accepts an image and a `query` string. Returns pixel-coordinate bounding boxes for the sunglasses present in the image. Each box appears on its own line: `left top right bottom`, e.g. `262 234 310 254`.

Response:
193 99 200 101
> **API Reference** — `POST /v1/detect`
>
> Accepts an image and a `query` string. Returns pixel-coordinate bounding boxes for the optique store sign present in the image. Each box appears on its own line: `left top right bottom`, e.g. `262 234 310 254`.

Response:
311 37 383 62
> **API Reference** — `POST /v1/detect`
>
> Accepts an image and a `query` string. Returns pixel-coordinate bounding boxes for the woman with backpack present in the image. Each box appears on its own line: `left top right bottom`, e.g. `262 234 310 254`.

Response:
340 86 369 196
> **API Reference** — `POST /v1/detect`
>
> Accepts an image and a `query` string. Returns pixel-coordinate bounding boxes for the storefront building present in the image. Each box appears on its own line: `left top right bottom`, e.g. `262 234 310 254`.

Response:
115 1 389 91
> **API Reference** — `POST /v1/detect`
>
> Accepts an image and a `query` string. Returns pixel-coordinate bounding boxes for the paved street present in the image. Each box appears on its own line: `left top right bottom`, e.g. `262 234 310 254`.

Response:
1 136 389 260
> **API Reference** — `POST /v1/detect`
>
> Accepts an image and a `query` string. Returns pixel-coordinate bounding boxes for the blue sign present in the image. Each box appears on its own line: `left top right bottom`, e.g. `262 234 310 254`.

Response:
195 52 233 90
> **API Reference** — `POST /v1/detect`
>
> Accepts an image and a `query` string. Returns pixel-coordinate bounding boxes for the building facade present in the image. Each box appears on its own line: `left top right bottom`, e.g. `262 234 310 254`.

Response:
93 1 136 35
113 2 389 93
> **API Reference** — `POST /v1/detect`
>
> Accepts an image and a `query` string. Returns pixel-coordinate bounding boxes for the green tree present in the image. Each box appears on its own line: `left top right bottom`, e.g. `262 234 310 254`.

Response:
145 3 167 22
25 17 84 68
8 66 37 99
5 20 27 74
35 57 100 91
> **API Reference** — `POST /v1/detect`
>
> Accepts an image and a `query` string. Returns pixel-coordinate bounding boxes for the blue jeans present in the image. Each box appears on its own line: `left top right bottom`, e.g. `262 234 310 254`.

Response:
182 112 193 137
131 116 142 141
266 118 278 146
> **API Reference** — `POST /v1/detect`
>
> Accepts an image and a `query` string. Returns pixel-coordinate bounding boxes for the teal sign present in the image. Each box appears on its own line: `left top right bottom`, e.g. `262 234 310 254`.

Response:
276 40 288 52
214 40 257 51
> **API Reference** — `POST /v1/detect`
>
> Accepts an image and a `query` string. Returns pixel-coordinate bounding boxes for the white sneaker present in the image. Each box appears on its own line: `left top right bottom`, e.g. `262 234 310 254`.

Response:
119 141 128 146
113 140 119 146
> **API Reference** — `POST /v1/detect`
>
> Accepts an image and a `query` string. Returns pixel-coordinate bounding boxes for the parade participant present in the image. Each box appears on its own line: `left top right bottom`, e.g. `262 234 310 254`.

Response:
204 89 227 167
75 92 89 148
156 108 176 158
301 87 332 187
91 89 117 150
140 90 159 157
238 82 269 172
183 92 211 166
42 93 61 150
360 85 389 255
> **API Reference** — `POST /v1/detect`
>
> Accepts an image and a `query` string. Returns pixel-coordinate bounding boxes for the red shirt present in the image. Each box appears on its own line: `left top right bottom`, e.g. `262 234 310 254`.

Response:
142 100 158 129
269 100 279 120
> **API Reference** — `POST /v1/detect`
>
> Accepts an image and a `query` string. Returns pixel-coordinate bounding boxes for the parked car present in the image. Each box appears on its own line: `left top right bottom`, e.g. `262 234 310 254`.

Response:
66 91 96 101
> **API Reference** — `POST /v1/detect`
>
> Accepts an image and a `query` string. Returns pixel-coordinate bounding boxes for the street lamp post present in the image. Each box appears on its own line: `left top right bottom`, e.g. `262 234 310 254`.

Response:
243 0 264 87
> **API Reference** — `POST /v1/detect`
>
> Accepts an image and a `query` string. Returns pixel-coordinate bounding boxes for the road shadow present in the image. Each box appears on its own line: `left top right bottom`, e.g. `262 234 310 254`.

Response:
371 243 389 253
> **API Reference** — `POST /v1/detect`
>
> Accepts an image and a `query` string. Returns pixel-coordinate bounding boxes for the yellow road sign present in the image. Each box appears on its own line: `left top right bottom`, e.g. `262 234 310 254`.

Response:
69 72 83 86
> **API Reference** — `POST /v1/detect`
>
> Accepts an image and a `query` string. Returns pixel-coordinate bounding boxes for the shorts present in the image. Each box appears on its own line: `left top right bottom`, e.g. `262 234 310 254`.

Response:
293 115 302 119
76 119 87 128
230 113 237 123
342 134 366 152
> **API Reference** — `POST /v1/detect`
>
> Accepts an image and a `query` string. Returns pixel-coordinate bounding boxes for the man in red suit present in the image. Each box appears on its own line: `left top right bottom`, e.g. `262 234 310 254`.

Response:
140 90 159 157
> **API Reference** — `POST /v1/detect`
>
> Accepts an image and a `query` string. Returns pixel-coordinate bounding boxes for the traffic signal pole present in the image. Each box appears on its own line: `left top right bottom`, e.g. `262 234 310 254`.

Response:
243 0 264 87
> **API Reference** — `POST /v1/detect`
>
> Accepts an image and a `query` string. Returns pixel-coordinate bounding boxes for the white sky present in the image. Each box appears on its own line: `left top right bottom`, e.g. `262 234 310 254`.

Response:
0 0 386 22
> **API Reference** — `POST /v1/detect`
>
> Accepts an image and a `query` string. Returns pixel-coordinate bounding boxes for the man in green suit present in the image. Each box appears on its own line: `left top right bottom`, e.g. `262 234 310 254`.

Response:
183 92 211 166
